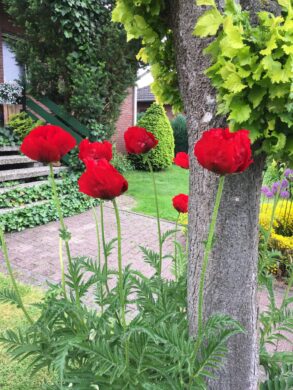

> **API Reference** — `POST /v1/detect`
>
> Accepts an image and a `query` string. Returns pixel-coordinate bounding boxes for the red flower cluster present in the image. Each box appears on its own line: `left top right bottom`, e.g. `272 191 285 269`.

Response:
174 152 189 169
194 128 253 175
78 139 112 163
78 159 128 200
172 194 188 214
77 138 128 200
124 126 158 154
21 125 76 163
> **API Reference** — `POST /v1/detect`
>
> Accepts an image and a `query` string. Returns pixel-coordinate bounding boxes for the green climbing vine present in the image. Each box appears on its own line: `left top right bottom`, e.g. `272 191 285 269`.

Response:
112 0 183 112
194 0 293 162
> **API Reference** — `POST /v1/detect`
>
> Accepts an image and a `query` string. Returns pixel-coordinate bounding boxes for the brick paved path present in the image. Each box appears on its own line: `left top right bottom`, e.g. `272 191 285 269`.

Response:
0 195 292 355
0 196 175 287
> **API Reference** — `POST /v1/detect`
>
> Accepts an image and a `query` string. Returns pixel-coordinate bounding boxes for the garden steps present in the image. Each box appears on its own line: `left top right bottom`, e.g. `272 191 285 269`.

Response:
0 179 62 194
0 165 67 183
0 155 33 166
0 199 50 215
0 146 21 153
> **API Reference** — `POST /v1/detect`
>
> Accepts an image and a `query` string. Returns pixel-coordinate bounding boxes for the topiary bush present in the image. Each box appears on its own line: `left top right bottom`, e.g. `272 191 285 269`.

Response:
130 103 174 171
171 114 188 153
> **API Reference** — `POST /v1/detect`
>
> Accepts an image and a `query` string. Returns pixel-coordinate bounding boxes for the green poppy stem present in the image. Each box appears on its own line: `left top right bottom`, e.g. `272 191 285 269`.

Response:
59 238 67 299
146 158 162 276
197 175 225 343
49 164 80 306
92 205 104 313
100 201 110 294
264 171 285 248
0 229 33 324
174 213 180 281
112 199 129 364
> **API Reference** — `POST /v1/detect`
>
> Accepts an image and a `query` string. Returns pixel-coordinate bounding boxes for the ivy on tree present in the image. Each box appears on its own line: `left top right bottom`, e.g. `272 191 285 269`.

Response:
4 0 140 139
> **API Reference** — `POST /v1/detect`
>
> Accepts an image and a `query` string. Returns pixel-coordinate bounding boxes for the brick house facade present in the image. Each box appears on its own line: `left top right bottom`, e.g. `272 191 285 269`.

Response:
113 87 136 153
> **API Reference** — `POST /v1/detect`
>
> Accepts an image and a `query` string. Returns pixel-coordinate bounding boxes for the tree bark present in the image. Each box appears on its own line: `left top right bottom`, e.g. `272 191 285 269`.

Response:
168 0 272 388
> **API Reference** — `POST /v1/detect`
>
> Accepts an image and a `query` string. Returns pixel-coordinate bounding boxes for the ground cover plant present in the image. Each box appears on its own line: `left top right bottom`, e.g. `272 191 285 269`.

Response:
0 173 99 233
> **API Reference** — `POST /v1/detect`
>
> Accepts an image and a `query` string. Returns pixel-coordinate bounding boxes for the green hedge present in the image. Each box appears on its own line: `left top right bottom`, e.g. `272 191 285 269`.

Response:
130 103 175 171
171 114 188 153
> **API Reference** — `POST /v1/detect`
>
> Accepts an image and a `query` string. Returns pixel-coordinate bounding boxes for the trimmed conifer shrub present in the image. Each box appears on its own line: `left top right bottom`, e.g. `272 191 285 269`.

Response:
130 103 175 171
171 114 188 153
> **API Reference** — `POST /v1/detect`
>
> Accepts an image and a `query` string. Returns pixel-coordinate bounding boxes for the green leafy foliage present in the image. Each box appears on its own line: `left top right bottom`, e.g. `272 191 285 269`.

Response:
171 114 188 153
7 112 44 140
112 0 183 112
111 145 134 173
194 0 293 163
0 173 99 232
0 126 20 147
4 0 140 139
130 103 175 171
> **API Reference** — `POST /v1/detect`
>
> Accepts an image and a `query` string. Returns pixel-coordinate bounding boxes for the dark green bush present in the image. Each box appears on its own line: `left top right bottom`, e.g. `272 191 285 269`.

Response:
130 103 175 171
171 114 188 153
0 126 20 146
7 112 44 140
136 111 146 122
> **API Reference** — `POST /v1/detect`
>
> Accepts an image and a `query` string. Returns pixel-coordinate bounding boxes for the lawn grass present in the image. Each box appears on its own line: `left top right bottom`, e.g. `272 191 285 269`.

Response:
0 273 52 389
125 165 189 221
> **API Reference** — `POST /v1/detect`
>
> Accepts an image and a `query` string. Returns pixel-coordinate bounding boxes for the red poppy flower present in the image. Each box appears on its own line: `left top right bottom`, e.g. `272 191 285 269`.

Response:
124 126 158 154
194 128 253 175
172 194 189 214
78 159 128 200
20 124 76 163
78 139 112 163
173 152 189 169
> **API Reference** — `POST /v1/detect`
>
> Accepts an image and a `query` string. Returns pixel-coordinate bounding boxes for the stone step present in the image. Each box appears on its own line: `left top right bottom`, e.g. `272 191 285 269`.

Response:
0 155 33 166
0 146 21 154
0 199 50 215
0 179 62 194
0 166 67 183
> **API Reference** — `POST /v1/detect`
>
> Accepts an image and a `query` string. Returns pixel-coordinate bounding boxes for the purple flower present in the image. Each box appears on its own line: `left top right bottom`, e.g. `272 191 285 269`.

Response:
272 182 280 194
281 179 289 189
280 190 290 199
284 168 293 181
266 190 274 198
261 186 270 195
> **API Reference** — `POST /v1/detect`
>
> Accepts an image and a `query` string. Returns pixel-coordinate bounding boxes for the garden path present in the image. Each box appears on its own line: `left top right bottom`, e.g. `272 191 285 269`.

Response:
0 195 291 354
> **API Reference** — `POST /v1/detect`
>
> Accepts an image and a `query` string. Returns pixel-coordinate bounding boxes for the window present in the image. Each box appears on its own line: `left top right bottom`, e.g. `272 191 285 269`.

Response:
2 37 23 83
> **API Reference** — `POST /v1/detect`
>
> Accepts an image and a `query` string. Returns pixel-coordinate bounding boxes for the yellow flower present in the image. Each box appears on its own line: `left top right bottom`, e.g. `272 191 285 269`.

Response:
260 201 293 253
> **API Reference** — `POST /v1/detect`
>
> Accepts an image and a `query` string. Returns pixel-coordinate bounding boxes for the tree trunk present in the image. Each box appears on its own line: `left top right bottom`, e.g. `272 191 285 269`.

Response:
168 0 270 388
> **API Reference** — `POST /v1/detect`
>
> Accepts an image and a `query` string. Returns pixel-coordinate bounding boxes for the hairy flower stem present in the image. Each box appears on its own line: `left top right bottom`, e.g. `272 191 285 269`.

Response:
92 205 104 313
0 229 33 324
174 214 180 281
112 199 129 364
146 158 162 276
197 175 225 344
49 164 80 306
264 170 286 248
59 239 67 299
100 201 110 294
